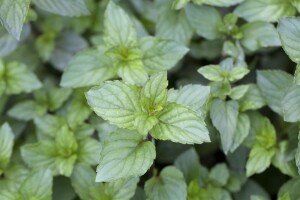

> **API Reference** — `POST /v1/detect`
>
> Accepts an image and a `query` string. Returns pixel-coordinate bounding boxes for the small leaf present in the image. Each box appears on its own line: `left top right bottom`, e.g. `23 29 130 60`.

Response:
86 81 142 129
7 100 46 121
209 163 230 186
145 166 187 200
239 84 266 111
230 113 250 153
33 0 90 17
96 129 156 182
151 103 210 144
282 85 300 122
0 0 30 40
198 65 224 82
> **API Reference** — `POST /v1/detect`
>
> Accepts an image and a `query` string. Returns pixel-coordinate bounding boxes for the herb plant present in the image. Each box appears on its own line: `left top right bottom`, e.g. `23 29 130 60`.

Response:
1 0 300 199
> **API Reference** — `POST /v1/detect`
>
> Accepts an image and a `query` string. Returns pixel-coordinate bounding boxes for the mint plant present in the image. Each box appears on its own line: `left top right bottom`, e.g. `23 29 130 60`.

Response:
2 0 300 199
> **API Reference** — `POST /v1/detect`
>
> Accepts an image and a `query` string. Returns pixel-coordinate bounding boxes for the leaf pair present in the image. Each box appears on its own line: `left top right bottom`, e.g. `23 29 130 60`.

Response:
86 72 210 144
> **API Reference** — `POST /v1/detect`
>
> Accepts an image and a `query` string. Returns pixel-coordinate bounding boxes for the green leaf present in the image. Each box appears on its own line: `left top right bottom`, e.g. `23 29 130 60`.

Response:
86 81 143 130
246 145 275 177
19 169 53 200
257 70 293 115
0 123 14 174
210 99 239 154
246 118 276 176
229 85 250 100
175 148 202 183
96 129 156 182
104 177 139 200
77 138 101 166
167 84 211 117
141 72 168 111
172 0 190 10
34 114 65 138
35 32 56 61
61 47 115 88
209 163 230 186
273 141 298 177
198 65 224 82
0 0 30 40
239 84 266 111
278 177 300 200
234 0 296 22
296 131 300 175
156 3 193 44
33 0 90 17
151 103 210 144
278 17 300 63
240 21 280 51
203 0 244 7
230 113 250 153
55 126 78 159
282 85 300 122
7 100 46 121
103 1 137 48
134 113 158 136
139 36 189 71
145 166 187 200
228 67 250 82
185 4 223 40
2 61 42 94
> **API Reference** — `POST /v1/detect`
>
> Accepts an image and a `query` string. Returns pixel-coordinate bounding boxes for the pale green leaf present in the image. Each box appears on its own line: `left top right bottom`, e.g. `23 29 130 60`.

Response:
257 70 293 115
19 169 53 200
230 113 250 152
61 47 116 88
167 84 211 116
278 17 300 63
4 61 42 94
234 0 295 22
229 67 250 82
0 123 14 173
139 36 189 71
229 85 250 100
86 81 142 129
77 138 101 166
240 21 280 51
7 100 46 121
151 103 210 144
145 166 187 200
134 113 158 135
156 3 193 44
278 178 300 200
204 0 245 7
282 85 300 122
172 0 190 9
185 4 222 40
33 0 90 17
197 65 224 82
104 177 139 200
103 1 137 48
0 0 30 40
210 99 239 154
239 84 266 111
96 129 156 182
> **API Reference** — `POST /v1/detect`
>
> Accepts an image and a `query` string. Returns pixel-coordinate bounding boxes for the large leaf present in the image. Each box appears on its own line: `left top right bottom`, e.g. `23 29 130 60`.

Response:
145 166 187 200
0 0 30 40
278 17 300 63
185 4 223 40
96 129 156 182
33 0 90 17
86 81 143 129
230 113 250 153
240 21 280 51
103 1 137 48
210 99 239 154
282 85 300 122
151 103 210 144
61 47 115 88
257 70 293 115
234 0 295 22
19 169 53 200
